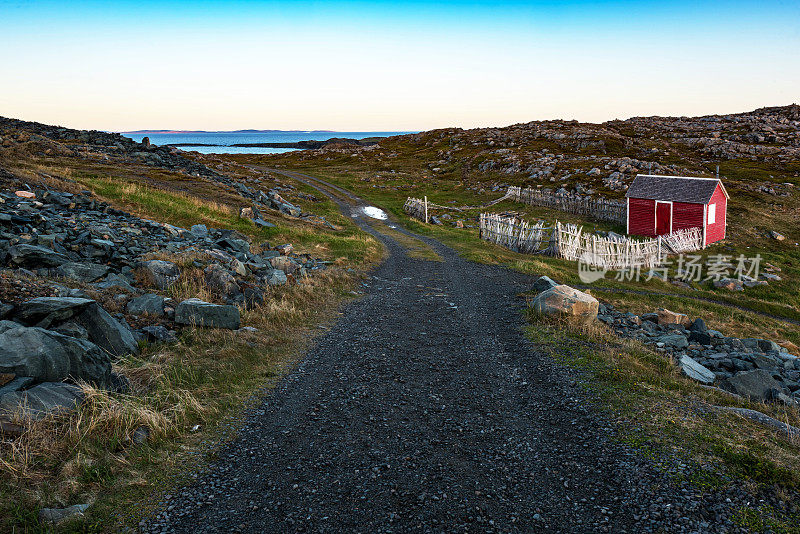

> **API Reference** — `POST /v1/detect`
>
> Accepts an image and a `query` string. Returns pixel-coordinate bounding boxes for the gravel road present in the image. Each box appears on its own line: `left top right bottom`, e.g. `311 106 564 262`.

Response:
144 171 755 533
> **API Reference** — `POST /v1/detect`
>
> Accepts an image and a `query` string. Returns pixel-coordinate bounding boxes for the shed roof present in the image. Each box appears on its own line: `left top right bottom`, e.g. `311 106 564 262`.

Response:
625 175 729 204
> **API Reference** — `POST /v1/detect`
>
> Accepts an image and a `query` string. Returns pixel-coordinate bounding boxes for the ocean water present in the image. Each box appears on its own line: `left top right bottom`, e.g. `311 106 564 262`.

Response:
122 131 413 154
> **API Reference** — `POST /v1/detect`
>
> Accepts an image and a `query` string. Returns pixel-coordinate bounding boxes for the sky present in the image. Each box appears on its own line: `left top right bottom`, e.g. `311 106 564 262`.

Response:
1 0 798 132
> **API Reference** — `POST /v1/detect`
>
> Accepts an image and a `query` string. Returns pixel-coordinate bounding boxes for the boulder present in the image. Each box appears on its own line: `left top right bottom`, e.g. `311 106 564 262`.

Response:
55 262 110 282
714 278 744 291
688 330 712 345
204 263 241 300
265 269 288 286
689 318 707 333
0 301 12 319
126 293 165 316
679 355 715 384
175 298 241 330
529 285 599 323
0 327 110 385
74 303 139 358
656 308 690 327
723 369 782 402
8 244 69 267
94 273 137 292
141 260 180 289
189 224 209 238
532 276 559 293
15 297 94 327
0 382 84 420
743 338 781 353
38 504 90 525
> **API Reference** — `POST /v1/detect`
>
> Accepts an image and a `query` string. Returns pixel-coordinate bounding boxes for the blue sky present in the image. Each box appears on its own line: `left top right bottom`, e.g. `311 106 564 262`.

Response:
1 0 798 131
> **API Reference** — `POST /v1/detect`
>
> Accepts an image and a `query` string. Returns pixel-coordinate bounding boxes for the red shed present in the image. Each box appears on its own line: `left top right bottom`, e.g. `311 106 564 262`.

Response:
625 175 728 247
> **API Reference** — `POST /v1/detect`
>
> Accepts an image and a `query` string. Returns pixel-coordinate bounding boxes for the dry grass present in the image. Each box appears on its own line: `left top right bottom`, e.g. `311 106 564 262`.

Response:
0 266 361 531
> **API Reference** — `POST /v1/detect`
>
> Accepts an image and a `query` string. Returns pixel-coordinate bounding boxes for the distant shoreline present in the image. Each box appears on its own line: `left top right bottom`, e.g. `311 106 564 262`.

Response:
164 136 386 150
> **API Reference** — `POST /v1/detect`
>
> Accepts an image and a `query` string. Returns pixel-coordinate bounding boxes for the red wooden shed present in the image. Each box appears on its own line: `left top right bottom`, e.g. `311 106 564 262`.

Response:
626 175 728 247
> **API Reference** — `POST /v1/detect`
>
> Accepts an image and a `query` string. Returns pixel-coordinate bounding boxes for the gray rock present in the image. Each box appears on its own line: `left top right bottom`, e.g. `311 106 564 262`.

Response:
74 303 139 358
53 321 89 339
189 224 209 237
55 262 110 282
94 273 137 292
175 298 241 330
0 326 111 386
723 369 782 401
141 325 178 343
0 301 13 319
532 276 559 293
126 293 165 316
743 338 781 353
0 382 84 420
265 269 288 286
690 318 707 333
15 297 94 327
38 503 90 524
657 334 689 349
0 375 34 397
688 330 712 345
0 320 20 334
141 260 181 289
679 355 716 384
8 244 69 267
204 263 241 300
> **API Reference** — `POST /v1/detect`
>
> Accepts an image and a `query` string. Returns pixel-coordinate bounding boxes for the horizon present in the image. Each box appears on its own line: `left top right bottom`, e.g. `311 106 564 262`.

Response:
1 1 799 131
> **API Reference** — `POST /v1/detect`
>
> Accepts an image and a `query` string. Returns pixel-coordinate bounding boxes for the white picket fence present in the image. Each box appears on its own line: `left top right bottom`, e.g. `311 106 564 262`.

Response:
479 213 703 269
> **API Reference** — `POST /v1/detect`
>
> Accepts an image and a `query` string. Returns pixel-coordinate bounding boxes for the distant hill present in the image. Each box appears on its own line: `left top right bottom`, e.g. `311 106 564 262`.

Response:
121 129 337 135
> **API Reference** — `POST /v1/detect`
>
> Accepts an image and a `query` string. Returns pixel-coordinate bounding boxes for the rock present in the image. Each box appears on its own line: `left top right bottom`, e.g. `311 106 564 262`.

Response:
0 320 19 334
141 260 180 289
141 325 178 343
265 269 288 286
656 308 690 327
688 330 712 345
94 273 137 292
532 276 559 293
8 244 69 267
770 230 785 241
55 262 110 282
0 382 84 420
657 334 689 349
15 297 94 327
0 301 12 319
52 322 89 339
189 224 209 238
0 326 111 386
723 369 782 402
529 285 599 323
743 338 781 353
275 244 294 255
175 298 241 330
74 303 139 358
38 503 90 524
679 355 716 384
204 263 241 300
126 293 165 316
714 278 744 291
240 207 255 219
15 190 35 199
778 340 799 354
0 375 34 397
690 318 707 333
269 255 300 275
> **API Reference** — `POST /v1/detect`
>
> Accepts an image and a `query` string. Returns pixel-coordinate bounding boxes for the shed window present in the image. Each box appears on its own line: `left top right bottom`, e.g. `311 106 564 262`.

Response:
708 203 716 224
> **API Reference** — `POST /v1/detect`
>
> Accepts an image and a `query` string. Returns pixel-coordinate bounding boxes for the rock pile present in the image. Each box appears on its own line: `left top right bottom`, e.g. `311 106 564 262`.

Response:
0 185 328 422
529 278 800 406
596 304 800 405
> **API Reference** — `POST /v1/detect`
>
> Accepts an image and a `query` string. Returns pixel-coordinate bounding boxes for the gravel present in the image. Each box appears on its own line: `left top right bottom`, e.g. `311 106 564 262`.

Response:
143 171 765 533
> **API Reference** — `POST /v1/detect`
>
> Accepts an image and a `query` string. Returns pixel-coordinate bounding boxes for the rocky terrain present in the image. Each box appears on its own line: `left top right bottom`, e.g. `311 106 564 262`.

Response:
284 104 800 199
531 276 800 409
0 182 326 427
